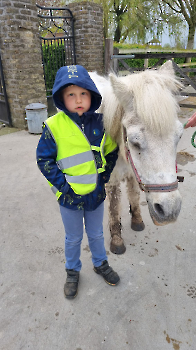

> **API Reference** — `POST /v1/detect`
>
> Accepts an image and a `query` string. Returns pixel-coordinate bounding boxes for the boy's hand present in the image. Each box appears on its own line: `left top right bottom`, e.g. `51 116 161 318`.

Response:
184 112 196 128
66 185 76 196
101 174 110 184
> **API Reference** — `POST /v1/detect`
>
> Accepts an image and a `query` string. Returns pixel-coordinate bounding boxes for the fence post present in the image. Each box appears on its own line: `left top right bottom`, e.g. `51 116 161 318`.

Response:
144 58 149 69
105 38 113 74
113 47 119 74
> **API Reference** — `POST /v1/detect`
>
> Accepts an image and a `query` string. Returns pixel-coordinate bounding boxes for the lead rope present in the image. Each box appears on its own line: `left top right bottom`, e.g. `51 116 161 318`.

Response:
184 122 196 148
191 131 196 148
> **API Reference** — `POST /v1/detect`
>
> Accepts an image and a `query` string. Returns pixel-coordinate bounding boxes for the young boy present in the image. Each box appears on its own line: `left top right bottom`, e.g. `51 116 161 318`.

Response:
36 65 120 299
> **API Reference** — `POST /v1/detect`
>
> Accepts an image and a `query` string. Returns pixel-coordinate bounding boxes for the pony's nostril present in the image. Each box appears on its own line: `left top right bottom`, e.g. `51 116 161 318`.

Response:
154 203 165 217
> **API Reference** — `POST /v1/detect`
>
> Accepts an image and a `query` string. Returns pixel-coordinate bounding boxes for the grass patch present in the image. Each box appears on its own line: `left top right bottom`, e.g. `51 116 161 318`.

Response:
0 124 20 136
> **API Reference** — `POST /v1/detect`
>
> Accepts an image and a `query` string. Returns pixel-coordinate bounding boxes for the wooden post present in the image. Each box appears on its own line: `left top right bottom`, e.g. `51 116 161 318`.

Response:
113 47 119 74
144 58 149 69
185 57 191 77
105 38 113 74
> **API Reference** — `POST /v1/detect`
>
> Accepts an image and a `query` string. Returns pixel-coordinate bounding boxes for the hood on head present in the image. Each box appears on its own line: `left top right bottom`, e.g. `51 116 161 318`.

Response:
52 65 102 114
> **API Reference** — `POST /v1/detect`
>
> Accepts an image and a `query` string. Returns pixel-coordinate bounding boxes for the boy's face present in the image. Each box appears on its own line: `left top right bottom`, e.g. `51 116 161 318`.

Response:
62 85 91 116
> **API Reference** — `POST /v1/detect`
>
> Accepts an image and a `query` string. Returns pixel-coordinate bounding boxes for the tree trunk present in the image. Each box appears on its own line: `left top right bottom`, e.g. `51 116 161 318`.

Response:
187 24 195 50
186 23 195 76
114 22 121 42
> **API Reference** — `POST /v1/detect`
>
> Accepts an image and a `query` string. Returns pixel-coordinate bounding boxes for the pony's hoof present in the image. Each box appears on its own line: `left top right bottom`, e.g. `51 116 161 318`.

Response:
110 235 126 255
131 221 145 231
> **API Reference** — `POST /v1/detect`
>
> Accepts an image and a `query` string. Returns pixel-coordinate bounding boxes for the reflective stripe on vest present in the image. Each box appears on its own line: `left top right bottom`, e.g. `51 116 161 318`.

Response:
45 111 117 197
49 181 62 199
57 150 93 170
65 173 97 184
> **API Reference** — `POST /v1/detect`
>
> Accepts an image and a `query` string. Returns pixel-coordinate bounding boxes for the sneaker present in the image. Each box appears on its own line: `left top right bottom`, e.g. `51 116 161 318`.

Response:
93 260 120 286
64 269 80 299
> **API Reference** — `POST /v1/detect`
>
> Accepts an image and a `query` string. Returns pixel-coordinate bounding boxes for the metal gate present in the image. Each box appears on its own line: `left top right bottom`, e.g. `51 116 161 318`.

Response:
37 4 76 116
0 51 12 126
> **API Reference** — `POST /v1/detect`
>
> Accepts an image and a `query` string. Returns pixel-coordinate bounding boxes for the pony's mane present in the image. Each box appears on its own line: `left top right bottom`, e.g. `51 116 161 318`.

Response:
89 71 122 140
122 69 181 135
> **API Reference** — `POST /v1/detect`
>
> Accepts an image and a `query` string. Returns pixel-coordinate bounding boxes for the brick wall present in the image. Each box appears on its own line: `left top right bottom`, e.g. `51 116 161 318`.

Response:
69 1 104 74
0 0 104 128
0 0 47 128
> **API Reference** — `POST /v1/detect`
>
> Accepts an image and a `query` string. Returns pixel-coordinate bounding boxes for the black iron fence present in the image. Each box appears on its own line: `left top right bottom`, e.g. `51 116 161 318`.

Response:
0 51 12 126
37 4 76 115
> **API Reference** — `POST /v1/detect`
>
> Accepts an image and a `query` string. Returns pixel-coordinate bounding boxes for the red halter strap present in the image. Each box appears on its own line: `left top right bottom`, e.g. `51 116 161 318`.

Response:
123 128 179 193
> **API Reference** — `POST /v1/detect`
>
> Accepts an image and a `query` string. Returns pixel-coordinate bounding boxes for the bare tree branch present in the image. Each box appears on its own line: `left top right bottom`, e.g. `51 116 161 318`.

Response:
184 0 192 13
178 0 193 24
161 0 181 13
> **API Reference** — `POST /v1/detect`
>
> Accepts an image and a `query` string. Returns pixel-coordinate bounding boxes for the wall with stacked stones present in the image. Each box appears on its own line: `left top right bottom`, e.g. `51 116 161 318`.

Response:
0 0 104 128
66 1 104 74
0 0 47 128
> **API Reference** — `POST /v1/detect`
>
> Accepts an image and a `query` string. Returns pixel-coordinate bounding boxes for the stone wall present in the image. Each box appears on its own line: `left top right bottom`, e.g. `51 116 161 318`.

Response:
0 0 104 128
0 0 47 128
69 1 104 74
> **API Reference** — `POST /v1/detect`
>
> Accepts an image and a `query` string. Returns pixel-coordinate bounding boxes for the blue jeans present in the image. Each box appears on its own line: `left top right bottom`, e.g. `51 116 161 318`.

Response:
59 202 107 271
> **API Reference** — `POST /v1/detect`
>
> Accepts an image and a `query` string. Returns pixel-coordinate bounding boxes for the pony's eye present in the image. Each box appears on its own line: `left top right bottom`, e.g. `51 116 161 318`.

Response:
127 131 144 149
127 137 141 149
132 142 141 149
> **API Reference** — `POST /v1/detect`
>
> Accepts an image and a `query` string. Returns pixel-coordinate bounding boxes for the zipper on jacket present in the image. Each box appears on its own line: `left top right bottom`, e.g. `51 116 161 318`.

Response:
72 120 99 187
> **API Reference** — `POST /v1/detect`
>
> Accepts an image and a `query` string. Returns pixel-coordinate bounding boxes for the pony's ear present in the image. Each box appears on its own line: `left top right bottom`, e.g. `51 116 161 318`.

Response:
159 60 183 92
109 73 133 108
109 73 121 92
159 60 175 76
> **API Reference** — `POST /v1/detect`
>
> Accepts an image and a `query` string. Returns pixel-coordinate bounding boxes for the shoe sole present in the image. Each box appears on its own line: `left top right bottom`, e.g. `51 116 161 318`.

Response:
64 281 79 299
93 267 120 286
64 290 78 299
64 292 78 299
104 279 120 286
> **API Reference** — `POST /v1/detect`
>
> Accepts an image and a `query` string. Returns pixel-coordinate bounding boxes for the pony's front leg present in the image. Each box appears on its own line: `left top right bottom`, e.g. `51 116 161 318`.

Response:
126 176 145 231
106 181 126 254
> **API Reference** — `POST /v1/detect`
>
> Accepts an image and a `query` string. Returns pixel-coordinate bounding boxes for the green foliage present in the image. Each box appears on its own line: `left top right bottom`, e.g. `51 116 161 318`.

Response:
58 0 195 49
163 43 172 49
111 0 153 43
42 41 74 95
64 0 158 42
153 0 196 49
118 56 196 76
114 42 165 50
114 43 149 50
42 43 63 94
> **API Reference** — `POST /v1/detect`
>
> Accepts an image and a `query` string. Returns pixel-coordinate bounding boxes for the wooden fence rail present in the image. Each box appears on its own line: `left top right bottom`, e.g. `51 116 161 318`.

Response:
104 39 196 108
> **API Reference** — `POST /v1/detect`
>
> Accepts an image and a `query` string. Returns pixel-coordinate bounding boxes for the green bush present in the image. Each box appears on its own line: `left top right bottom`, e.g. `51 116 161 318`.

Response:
42 40 74 95
114 42 196 76
119 57 196 79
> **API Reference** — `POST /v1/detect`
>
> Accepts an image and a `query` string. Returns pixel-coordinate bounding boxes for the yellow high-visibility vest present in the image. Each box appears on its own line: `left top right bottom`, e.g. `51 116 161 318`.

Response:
45 111 117 198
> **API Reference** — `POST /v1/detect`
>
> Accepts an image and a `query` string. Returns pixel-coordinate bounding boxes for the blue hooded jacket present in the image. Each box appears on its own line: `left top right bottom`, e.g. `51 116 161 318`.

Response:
36 65 118 211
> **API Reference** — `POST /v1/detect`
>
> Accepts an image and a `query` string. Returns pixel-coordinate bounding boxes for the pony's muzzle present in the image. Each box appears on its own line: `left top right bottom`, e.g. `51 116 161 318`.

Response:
147 191 182 225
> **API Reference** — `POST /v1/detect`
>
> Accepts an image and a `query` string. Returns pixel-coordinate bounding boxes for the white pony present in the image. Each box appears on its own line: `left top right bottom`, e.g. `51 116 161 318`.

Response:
90 61 184 254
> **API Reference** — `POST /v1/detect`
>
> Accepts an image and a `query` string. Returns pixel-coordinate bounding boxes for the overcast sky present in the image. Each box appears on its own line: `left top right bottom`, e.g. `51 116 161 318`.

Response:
161 25 196 49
